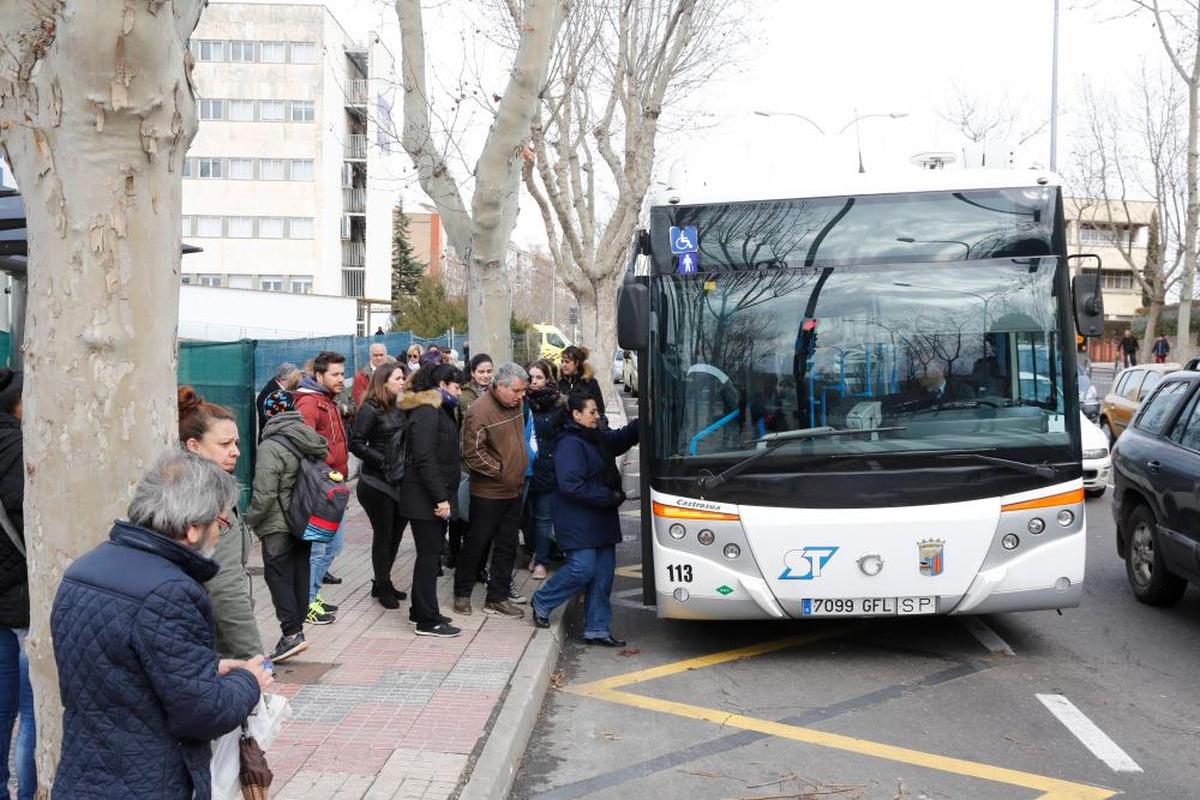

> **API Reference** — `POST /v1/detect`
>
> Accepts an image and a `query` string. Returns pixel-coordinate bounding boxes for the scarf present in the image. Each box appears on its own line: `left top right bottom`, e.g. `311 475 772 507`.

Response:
438 388 459 407
527 382 561 413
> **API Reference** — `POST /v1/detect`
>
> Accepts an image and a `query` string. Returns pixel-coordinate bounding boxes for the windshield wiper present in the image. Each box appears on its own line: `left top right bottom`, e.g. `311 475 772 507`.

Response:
938 452 1059 478
696 426 905 495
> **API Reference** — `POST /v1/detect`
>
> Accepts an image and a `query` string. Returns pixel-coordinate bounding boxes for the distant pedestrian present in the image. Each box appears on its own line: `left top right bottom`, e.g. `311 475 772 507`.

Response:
1153 334 1171 364
179 387 263 661
257 362 300 441
399 363 467 637
0 370 34 799
349 362 410 610
296 350 349 619
526 360 564 580
531 393 639 646
51 451 271 800
560 346 607 426
353 342 391 408
375 326 386 336
405 344 424 374
454 362 530 618
247 389 331 657
1119 329 1139 368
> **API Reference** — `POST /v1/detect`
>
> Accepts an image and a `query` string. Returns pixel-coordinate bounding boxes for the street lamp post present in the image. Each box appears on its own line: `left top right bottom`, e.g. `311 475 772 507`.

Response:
753 110 908 173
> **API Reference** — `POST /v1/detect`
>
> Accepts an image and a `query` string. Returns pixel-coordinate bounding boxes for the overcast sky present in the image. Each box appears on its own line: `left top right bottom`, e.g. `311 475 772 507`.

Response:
310 0 1172 247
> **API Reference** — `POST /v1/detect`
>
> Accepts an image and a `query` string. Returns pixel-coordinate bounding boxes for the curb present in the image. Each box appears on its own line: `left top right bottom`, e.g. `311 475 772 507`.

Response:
458 612 566 800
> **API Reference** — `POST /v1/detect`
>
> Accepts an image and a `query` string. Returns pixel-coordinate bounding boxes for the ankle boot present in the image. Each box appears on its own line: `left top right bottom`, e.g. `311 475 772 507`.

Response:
377 580 400 610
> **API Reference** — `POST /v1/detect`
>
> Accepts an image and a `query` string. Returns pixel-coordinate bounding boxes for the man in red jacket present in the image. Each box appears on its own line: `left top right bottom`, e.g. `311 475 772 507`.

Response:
352 342 390 409
295 350 348 624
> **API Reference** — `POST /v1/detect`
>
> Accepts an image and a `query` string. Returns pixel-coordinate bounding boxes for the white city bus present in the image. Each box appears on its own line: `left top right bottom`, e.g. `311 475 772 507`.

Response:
617 170 1106 619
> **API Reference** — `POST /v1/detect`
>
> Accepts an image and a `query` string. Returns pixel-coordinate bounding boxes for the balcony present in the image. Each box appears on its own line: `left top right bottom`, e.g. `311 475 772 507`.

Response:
342 267 366 298
343 187 366 213
344 134 367 161
346 79 368 106
342 241 365 266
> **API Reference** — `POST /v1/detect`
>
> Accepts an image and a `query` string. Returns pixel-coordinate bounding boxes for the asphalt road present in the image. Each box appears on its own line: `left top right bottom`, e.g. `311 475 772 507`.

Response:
512 394 1200 800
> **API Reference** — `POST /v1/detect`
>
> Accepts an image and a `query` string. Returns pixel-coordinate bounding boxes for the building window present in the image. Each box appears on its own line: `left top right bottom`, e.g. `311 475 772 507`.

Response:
288 218 314 239
197 274 223 287
181 158 192 178
181 215 193 237
291 101 315 122
259 217 285 239
181 274 194 285
199 99 224 120
259 159 286 180
228 99 256 122
1079 223 1135 249
1100 269 1136 290
290 42 317 64
289 159 314 181
229 158 255 180
290 278 313 294
259 100 285 122
260 276 286 292
228 216 254 238
197 158 223 179
229 41 256 62
197 40 225 62
261 41 287 63
196 216 223 237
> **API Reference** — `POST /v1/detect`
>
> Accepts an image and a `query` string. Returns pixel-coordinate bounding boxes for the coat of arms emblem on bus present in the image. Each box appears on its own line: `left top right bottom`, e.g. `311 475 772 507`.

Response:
918 539 945 577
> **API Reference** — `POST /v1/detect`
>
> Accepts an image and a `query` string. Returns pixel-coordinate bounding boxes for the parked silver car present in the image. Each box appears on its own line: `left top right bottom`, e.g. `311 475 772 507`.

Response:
621 350 639 397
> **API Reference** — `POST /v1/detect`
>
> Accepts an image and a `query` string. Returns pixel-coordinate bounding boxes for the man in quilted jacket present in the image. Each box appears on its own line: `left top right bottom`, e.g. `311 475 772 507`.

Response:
51 451 272 799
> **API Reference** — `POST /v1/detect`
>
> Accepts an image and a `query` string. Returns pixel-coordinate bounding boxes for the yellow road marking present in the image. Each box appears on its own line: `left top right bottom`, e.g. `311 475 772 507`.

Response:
613 563 643 580
566 634 1117 800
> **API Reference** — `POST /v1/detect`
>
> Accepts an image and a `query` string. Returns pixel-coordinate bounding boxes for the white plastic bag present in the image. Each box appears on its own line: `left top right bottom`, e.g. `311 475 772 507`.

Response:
210 693 293 800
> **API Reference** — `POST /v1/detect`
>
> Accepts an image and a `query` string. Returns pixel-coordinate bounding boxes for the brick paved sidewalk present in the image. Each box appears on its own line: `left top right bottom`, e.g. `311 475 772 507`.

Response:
248 497 540 800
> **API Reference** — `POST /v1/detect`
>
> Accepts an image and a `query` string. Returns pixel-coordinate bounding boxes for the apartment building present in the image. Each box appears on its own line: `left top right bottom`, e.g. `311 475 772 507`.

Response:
182 2 396 334
1063 196 1156 322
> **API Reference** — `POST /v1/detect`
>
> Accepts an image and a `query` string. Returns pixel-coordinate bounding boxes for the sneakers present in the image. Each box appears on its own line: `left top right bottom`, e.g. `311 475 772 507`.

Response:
314 595 338 613
531 564 548 580
322 572 342 585
453 596 472 615
532 610 550 629
415 622 462 638
305 602 335 625
508 584 528 605
410 613 453 627
271 632 309 663
483 599 525 619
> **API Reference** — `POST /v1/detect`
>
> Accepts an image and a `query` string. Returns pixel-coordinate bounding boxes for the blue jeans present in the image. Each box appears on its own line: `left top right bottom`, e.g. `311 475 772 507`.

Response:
0 628 36 800
309 520 345 604
532 545 615 639
528 490 553 567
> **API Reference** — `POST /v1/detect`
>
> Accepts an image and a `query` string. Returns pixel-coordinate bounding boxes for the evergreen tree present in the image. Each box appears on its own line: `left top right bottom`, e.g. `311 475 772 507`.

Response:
1143 209 1159 309
391 204 426 308
392 276 468 337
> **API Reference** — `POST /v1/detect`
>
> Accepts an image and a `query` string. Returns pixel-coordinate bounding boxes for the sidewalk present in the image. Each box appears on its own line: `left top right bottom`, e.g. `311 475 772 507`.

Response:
248 501 542 799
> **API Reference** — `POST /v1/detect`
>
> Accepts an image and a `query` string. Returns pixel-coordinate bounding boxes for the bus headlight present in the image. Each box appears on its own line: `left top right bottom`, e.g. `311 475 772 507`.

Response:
669 524 686 540
1057 510 1075 527
697 529 716 546
723 543 740 559
1027 518 1045 535
1002 534 1020 550
673 587 690 602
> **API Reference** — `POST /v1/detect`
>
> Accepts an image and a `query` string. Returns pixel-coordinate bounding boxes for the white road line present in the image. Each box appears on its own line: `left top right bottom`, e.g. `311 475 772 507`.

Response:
1036 694 1144 774
959 616 1015 656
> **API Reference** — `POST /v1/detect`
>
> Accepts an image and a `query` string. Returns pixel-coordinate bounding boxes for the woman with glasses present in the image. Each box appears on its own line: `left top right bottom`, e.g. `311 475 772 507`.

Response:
178 386 265 661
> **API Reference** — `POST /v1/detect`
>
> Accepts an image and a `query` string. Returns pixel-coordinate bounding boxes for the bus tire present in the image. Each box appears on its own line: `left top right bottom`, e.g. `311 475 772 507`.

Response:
1123 505 1187 606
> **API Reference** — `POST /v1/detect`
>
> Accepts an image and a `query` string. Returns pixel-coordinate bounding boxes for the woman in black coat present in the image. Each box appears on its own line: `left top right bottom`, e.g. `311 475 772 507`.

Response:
525 359 564 579
559 345 607 427
349 362 409 609
398 363 466 638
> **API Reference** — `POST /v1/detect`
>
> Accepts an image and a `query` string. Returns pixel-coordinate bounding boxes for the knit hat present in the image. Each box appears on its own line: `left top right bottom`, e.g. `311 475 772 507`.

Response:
264 390 295 418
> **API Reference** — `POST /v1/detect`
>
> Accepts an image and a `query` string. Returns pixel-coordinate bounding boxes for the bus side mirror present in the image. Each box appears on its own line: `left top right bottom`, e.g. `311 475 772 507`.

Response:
1068 254 1104 338
617 276 649 351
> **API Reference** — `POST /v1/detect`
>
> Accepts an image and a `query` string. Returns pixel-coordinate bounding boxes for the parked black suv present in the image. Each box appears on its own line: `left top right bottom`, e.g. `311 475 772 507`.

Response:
1111 367 1200 605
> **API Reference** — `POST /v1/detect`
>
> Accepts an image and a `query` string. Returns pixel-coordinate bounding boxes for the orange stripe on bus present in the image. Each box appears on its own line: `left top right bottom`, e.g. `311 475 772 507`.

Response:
1001 488 1084 513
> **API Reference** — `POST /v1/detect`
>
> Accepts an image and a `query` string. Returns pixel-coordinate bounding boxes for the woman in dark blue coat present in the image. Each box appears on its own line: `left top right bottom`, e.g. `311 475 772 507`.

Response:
531 392 638 646
525 359 564 579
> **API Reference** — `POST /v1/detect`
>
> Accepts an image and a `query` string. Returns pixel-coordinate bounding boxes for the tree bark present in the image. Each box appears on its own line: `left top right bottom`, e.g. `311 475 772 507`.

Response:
1179 60 1199 364
0 2 203 791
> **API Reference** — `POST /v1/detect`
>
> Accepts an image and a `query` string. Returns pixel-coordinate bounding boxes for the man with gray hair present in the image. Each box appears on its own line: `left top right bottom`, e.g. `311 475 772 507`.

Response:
352 341 391 408
51 451 271 799
454 362 530 618
257 361 300 440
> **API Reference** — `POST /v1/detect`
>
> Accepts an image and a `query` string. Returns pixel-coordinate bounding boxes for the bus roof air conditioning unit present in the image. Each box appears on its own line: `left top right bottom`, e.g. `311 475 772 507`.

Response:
910 152 956 170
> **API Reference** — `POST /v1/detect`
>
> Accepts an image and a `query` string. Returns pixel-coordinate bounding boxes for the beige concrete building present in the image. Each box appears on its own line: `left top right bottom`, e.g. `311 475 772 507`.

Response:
1063 196 1156 322
182 2 397 334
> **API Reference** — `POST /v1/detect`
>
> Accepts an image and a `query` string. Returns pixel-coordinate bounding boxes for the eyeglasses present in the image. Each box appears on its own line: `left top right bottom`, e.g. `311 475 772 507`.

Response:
216 514 232 532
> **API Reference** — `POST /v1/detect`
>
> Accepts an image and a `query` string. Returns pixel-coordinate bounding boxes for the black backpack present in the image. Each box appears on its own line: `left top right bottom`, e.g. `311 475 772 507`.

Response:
384 412 412 484
273 437 351 542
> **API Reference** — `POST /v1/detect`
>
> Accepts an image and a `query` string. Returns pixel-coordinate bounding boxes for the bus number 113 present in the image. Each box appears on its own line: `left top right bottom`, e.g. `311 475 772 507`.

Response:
667 564 693 583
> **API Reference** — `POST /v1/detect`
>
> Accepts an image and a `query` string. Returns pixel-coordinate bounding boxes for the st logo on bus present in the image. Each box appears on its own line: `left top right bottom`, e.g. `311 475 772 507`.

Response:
779 546 838 580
